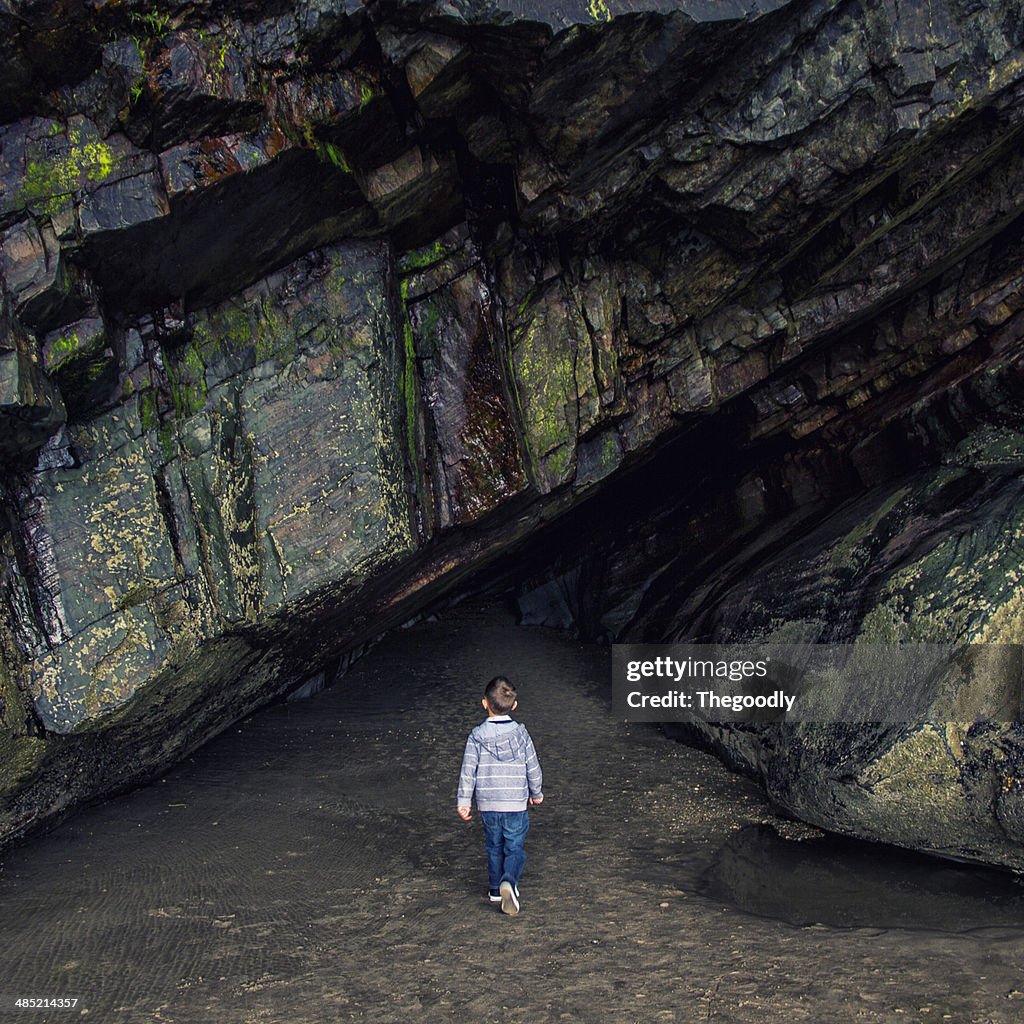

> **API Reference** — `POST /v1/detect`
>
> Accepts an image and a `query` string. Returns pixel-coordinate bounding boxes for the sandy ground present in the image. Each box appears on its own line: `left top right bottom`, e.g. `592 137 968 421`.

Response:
1 602 1024 1023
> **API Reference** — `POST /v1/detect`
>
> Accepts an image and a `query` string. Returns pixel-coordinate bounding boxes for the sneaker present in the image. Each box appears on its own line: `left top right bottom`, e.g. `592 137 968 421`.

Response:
499 880 520 916
487 890 502 903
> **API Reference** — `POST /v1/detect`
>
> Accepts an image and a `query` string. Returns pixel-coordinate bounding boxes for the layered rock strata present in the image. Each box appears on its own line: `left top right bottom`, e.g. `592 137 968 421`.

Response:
2 0 1024 858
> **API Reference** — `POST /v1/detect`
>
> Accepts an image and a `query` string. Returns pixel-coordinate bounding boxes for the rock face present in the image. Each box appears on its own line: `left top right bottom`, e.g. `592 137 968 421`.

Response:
2 0 1024 861
518 362 1024 868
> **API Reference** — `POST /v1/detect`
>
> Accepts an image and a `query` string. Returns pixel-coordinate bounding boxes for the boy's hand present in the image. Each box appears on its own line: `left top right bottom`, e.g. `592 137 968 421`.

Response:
457 806 472 821
529 796 544 807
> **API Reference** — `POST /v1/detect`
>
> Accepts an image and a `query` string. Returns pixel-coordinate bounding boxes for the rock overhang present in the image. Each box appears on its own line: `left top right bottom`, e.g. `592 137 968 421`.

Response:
1 0 1024 866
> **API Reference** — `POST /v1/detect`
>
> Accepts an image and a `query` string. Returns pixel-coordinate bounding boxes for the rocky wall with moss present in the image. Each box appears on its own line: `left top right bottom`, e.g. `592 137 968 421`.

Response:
512 354 1024 868
3 0 1024 856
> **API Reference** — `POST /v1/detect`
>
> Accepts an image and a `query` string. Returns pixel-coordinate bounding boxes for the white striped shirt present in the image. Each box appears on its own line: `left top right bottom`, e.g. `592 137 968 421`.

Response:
456 716 543 812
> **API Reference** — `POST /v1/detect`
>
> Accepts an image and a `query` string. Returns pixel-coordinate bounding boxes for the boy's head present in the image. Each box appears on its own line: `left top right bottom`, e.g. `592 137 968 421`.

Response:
482 676 518 716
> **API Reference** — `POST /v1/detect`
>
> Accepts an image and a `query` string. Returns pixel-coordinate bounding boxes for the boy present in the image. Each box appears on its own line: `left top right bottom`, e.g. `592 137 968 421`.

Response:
456 676 544 915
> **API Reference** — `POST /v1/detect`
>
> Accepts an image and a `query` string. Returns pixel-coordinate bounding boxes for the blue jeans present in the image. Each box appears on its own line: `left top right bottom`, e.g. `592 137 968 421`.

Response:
479 810 529 892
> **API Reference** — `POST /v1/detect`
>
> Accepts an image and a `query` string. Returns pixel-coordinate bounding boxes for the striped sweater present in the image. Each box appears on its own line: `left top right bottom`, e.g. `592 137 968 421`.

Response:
456 715 543 812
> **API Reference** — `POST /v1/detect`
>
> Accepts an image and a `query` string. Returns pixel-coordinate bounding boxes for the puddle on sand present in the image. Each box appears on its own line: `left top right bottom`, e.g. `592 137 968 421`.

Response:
697 823 1024 933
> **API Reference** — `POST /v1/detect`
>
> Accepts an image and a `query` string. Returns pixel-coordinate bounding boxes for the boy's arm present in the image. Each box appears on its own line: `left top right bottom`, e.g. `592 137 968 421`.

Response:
524 731 543 804
456 736 478 819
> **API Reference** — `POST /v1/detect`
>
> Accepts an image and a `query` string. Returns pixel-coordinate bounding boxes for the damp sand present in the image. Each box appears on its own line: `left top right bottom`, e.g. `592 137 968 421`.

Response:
2 603 1024 1023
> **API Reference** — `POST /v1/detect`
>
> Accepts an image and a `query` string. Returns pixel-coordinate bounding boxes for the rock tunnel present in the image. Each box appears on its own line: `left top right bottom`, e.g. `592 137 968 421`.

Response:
4 0 1024 882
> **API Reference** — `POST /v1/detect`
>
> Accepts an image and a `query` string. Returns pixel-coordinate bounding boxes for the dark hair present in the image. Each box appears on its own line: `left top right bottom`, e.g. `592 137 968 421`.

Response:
484 676 517 714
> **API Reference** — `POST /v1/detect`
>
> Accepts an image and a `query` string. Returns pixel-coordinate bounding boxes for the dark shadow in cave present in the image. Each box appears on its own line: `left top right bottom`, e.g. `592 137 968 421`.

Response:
696 823 1024 934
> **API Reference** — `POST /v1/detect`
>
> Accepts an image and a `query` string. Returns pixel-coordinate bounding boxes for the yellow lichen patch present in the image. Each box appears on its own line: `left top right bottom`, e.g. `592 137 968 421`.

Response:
78 448 166 585
859 726 963 812
212 434 264 625
88 614 149 697
986 53 1024 97
978 587 1024 644
277 499 314 526
853 498 1021 645
28 610 153 731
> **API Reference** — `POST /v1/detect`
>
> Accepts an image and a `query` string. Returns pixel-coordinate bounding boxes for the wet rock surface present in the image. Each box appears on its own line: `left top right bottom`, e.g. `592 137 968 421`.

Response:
2 0 1024 865
512 362 1024 868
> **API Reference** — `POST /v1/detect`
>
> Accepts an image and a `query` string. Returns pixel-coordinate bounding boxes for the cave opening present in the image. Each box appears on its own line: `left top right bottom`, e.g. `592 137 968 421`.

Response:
3 593 1024 1021
6 333 1024 1012
5 0 1024 1016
